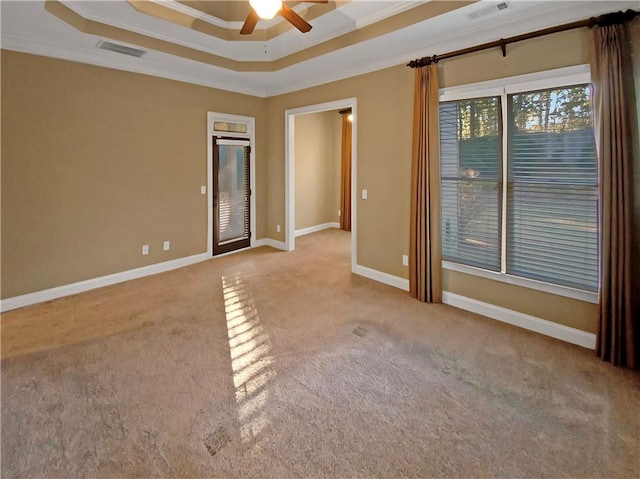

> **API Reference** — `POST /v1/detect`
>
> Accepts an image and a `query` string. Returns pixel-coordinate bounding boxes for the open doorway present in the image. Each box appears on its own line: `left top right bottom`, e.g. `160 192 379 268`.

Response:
285 98 357 272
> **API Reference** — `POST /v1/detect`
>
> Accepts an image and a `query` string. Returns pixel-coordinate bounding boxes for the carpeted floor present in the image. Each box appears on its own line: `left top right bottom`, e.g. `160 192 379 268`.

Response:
2 229 639 478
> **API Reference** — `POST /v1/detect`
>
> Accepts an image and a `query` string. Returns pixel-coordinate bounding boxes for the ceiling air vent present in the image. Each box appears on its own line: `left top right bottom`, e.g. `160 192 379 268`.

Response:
467 2 509 21
97 40 146 58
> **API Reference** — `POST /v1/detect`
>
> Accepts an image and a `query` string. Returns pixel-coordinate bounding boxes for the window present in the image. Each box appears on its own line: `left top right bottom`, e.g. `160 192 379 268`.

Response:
440 76 598 294
441 97 502 271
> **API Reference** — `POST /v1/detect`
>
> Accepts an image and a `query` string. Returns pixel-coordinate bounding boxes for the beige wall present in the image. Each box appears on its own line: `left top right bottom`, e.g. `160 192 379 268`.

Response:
294 111 341 230
265 28 601 333
266 65 415 275
440 30 598 332
1 50 267 298
438 28 591 87
4 25 630 335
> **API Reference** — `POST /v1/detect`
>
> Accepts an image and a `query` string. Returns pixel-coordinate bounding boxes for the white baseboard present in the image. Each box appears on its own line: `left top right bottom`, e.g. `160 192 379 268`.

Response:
442 291 597 350
253 238 288 251
295 222 340 237
3 244 596 351
352 264 410 291
2 239 291 312
0 253 210 313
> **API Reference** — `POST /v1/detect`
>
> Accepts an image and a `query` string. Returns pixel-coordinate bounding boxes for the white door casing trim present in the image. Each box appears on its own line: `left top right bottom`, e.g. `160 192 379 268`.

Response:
207 112 256 256
285 98 358 274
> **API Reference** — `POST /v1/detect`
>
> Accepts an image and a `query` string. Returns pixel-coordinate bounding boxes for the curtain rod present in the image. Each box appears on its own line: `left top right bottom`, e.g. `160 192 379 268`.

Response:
407 9 638 68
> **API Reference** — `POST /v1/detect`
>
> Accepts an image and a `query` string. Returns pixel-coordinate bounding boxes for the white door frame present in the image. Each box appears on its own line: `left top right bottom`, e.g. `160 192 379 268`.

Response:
207 112 256 256
284 98 357 273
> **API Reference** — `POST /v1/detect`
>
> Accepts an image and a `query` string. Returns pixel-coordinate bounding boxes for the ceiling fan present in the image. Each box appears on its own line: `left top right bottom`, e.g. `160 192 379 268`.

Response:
240 0 328 35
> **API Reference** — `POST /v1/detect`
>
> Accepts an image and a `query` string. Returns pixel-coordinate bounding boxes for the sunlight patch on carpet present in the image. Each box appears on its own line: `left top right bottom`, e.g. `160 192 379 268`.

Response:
223 273 276 454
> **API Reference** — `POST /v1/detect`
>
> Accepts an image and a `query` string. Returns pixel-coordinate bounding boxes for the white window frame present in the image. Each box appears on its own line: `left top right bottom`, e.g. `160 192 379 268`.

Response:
439 64 598 304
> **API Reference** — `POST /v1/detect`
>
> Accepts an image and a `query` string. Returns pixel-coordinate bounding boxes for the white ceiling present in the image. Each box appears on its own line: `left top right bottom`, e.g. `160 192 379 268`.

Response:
1 1 637 97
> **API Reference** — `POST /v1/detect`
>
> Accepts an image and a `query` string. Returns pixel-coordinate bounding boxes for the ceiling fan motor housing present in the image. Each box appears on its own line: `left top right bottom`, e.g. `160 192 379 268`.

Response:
241 0 328 35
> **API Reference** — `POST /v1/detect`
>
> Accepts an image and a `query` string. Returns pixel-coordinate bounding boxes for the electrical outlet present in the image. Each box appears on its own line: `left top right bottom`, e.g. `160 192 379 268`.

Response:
276 224 281 233
142 244 149 255
163 241 170 251
402 255 409 266
200 186 206 195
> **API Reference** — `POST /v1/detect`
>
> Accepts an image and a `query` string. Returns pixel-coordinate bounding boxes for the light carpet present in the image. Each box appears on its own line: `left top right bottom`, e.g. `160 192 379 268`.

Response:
2 229 639 478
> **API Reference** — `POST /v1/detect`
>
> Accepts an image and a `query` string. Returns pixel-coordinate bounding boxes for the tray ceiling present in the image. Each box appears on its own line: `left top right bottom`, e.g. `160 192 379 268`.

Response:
1 1 637 97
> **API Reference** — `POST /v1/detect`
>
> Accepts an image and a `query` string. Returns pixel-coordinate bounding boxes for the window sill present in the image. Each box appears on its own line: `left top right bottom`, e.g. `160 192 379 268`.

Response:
442 261 599 304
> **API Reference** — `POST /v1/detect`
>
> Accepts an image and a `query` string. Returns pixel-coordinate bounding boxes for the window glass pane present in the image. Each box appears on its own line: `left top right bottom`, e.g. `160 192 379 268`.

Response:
213 121 248 134
507 85 598 291
218 145 250 244
440 97 502 271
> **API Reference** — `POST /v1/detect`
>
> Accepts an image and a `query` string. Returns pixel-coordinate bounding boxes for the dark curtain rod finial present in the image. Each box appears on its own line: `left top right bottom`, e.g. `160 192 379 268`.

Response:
591 9 638 28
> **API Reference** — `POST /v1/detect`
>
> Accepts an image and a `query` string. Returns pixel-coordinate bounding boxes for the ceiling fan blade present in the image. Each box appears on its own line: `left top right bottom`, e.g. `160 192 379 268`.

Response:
240 9 259 35
281 4 312 33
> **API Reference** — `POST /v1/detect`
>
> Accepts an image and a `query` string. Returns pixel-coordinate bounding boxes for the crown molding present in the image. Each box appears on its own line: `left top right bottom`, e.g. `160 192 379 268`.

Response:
154 0 290 30
55 0 358 63
62 0 256 60
4 1 634 99
354 1 428 29
1 34 269 97
264 0 627 96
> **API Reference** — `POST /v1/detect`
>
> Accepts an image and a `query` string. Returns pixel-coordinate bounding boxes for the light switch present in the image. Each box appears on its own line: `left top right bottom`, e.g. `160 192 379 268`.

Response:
362 189 368 199
142 244 149 255
200 186 207 195
163 241 170 251
402 255 409 266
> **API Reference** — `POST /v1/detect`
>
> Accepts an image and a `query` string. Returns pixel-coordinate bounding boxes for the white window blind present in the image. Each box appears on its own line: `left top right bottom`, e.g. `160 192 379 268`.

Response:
217 143 250 244
439 83 599 293
507 86 598 291
440 97 502 271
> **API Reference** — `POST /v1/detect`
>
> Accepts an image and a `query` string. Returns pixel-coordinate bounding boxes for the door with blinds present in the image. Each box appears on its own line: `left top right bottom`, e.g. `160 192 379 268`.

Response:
213 137 251 255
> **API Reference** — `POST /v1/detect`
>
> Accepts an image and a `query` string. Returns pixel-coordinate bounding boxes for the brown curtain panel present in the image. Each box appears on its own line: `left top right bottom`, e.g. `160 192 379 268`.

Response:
592 21 639 368
409 64 442 303
340 113 352 232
